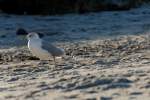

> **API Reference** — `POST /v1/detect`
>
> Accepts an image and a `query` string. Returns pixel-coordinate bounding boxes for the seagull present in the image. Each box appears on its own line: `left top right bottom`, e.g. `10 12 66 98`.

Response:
27 32 64 66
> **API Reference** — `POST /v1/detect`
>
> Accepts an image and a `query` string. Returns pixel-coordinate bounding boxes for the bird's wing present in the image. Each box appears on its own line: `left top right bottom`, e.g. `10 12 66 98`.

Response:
41 40 64 56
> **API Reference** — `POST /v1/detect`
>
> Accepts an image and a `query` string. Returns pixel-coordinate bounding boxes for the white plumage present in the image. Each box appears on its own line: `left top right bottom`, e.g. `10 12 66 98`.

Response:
27 32 64 66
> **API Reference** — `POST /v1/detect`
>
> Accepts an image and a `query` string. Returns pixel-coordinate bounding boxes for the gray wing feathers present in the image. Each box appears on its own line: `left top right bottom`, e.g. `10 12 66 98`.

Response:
42 40 64 56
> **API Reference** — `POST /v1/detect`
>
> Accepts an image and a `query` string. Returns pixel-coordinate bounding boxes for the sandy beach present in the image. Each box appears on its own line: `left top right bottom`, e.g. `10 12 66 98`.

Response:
0 34 150 100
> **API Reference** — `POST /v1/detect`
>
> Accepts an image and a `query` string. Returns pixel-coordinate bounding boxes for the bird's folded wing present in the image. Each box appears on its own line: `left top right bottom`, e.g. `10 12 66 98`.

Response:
42 40 64 56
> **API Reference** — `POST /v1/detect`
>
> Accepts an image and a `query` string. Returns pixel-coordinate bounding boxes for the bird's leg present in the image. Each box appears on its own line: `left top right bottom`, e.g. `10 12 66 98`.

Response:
48 56 56 70
53 56 56 67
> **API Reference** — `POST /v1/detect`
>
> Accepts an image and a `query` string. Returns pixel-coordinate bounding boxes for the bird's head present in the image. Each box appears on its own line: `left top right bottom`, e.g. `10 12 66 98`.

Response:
27 32 39 40
27 32 44 40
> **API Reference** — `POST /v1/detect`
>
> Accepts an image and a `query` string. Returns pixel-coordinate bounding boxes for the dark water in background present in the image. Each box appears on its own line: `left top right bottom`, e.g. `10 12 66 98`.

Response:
0 6 150 47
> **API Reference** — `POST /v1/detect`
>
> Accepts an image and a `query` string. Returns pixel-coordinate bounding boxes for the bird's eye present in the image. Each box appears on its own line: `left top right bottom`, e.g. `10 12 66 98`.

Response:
28 34 32 38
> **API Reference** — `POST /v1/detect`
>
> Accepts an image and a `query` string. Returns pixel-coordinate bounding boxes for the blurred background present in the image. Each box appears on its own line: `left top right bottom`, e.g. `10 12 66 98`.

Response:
0 0 149 15
0 0 150 47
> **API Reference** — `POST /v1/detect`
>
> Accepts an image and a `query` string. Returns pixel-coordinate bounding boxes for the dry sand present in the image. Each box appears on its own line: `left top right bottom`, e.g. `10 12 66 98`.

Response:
0 34 150 100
